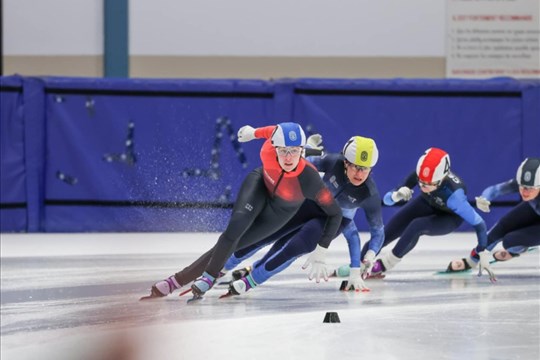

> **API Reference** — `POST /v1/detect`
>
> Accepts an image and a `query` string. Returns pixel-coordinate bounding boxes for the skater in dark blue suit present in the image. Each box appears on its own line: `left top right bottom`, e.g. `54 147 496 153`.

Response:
370 147 496 282
447 157 540 271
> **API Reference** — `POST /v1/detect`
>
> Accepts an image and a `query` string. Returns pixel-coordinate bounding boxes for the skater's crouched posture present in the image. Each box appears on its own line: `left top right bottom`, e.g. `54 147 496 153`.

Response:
222 135 385 295
447 157 540 272
372 147 495 282
144 122 342 300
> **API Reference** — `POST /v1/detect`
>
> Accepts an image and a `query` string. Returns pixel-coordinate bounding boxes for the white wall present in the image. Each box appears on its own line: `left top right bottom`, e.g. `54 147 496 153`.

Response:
4 0 103 55
4 0 446 57
130 0 446 57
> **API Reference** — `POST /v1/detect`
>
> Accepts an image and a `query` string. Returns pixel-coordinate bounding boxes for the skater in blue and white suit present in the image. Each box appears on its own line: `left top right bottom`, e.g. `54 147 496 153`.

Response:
447 157 540 271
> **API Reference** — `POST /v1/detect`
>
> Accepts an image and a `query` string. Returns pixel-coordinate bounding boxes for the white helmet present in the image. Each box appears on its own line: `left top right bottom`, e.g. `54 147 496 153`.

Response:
271 122 306 147
516 157 540 187
342 136 379 167
416 148 450 183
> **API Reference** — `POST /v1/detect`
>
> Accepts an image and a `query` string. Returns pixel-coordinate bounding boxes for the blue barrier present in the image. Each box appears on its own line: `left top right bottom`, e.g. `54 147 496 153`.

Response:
1 75 539 233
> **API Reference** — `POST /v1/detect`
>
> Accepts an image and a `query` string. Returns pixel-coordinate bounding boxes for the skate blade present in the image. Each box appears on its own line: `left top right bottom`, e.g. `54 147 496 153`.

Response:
339 281 371 292
365 274 385 279
178 288 192 297
434 269 471 275
187 294 204 303
139 295 161 301
340 287 371 293
219 291 235 299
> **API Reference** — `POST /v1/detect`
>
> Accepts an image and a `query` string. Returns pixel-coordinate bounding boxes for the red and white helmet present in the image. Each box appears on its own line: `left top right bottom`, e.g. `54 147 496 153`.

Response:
416 148 451 183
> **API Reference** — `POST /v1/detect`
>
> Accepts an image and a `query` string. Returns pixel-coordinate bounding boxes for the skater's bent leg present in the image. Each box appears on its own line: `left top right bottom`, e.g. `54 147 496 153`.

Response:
501 224 540 254
202 169 269 278
381 197 435 253
234 203 317 268
224 238 272 271
174 247 215 286
224 224 299 271
252 229 299 268
391 214 462 258
251 219 323 285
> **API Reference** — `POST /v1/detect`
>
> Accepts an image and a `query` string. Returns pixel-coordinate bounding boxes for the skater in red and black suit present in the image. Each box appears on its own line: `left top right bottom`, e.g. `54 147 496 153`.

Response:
143 122 342 301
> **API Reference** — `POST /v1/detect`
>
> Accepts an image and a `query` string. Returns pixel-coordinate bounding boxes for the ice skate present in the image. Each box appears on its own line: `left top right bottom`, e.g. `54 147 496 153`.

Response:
140 276 180 301
217 266 252 286
492 250 517 262
232 266 252 281
216 270 234 286
339 280 371 292
490 247 536 264
188 272 215 302
368 259 385 276
330 264 351 278
220 274 257 299
437 258 474 275
365 272 386 279
367 252 400 278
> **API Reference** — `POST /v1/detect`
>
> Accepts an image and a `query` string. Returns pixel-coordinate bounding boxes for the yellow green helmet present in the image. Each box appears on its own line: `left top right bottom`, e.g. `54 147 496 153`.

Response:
342 136 379 167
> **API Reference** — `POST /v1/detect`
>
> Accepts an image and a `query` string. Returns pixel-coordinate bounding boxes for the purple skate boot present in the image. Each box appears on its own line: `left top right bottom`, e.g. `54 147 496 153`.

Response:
140 275 180 300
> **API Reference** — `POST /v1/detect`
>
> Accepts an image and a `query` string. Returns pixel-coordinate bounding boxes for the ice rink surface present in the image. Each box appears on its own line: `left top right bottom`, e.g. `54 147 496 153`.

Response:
1 232 539 360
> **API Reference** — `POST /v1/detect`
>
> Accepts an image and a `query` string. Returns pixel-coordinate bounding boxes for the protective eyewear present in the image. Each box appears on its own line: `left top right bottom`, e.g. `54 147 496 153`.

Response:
519 185 540 190
346 162 371 172
418 180 440 188
276 147 302 157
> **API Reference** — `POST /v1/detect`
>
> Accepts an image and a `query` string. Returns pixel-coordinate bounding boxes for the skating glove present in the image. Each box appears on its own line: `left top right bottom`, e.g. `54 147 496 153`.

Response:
475 196 491 213
360 250 376 279
391 187 413 202
237 125 256 142
302 244 329 283
345 267 370 292
478 250 496 283
306 134 324 150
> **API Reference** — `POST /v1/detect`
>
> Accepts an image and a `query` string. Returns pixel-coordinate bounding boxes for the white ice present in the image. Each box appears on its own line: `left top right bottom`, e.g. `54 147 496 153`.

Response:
1 232 539 360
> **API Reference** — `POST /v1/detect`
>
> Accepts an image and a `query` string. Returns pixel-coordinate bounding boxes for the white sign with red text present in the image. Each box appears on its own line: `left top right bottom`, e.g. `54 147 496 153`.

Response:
447 0 539 79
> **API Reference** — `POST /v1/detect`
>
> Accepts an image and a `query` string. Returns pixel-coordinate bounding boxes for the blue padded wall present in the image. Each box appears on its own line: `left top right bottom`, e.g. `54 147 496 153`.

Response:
0 77 26 231
0 76 538 233
291 78 540 230
42 78 277 231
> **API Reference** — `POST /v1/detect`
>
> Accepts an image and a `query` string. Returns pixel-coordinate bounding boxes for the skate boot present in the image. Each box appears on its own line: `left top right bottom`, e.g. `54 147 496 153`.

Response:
492 250 518 262
140 275 180 300
368 251 401 278
215 270 232 286
189 272 216 302
220 274 257 298
367 259 386 278
331 264 351 278
232 266 252 281
445 258 473 273
445 248 479 273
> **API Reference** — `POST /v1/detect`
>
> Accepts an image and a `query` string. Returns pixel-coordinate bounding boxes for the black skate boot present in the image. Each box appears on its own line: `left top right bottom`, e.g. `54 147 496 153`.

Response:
220 274 257 299
232 266 252 281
